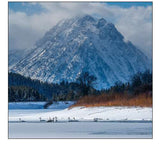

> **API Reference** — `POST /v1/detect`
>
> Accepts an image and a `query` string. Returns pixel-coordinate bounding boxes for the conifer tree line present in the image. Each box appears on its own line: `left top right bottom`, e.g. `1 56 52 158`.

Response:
8 72 97 102
8 70 152 102
9 86 46 102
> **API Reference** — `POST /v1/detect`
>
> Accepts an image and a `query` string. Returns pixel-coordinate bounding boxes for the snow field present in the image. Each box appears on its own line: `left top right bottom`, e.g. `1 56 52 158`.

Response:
9 105 152 122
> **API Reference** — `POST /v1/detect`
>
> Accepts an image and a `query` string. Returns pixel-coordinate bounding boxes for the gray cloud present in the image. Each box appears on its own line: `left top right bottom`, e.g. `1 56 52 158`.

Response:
9 2 152 58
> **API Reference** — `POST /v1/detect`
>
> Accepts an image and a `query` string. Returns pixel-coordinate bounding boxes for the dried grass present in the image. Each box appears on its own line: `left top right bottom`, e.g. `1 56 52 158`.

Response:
70 93 152 108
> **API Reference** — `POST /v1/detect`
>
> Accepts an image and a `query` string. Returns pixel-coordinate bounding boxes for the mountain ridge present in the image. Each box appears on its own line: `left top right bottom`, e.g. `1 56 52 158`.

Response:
9 15 150 89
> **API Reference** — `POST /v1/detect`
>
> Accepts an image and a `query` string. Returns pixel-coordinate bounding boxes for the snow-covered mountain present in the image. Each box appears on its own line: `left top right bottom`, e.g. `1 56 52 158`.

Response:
9 49 31 69
9 49 24 68
9 15 151 89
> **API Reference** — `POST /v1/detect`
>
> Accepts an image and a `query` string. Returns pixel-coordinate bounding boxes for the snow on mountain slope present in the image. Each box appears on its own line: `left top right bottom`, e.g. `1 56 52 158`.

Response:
9 49 26 69
9 15 151 89
9 48 34 70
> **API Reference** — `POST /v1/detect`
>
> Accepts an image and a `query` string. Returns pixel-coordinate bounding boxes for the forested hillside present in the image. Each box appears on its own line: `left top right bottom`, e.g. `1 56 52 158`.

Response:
9 70 152 104
8 86 46 102
8 72 97 102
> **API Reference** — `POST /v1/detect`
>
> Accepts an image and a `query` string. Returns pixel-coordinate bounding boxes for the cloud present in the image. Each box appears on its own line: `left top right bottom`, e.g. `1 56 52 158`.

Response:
9 2 152 58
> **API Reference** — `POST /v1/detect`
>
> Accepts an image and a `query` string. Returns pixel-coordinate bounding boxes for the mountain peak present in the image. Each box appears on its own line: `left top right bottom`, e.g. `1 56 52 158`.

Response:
77 14 96 26
10 15 150 89
79 14 95 21
97 18 107 28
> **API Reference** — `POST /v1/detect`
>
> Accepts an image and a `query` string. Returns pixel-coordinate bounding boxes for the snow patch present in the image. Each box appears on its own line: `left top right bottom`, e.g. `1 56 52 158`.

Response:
9 105 152 122
39 50 46 56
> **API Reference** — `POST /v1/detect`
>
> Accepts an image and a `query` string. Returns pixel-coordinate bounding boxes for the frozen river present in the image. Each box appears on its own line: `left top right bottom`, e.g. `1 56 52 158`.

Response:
8 102 152 138
9 121 152 138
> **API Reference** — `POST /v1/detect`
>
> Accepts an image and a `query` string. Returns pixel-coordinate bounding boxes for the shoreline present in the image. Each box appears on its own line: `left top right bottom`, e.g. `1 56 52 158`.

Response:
9 120 152 123
69 105 152 109
9 106 152 122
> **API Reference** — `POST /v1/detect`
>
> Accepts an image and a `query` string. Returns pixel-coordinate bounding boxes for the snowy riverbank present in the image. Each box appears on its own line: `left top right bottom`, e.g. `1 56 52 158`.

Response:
9 102 152 122
8 102 152 138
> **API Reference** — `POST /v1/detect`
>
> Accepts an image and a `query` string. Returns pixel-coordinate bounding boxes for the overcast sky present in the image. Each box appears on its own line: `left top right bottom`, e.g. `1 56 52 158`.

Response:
9 2 152 58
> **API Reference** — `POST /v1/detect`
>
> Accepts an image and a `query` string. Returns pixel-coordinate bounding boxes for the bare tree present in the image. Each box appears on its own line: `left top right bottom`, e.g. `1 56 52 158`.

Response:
77 72 97 96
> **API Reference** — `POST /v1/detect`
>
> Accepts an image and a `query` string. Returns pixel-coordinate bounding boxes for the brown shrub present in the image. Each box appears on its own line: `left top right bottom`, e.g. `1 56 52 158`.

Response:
70 93 152 108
